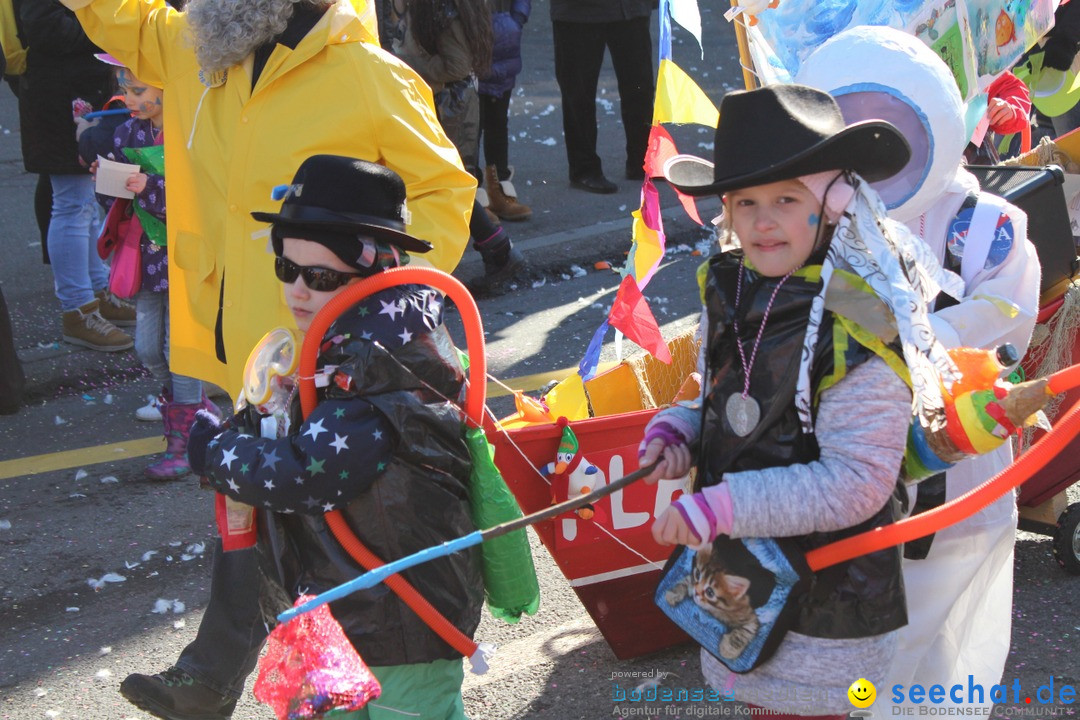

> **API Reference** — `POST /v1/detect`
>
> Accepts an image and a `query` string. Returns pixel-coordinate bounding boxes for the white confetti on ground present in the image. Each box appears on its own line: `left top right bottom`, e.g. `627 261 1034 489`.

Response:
74 469 88 481
69 493 86 499
0 519 10 530
34 688 47 697
95 669 112 679
185 542 206 555
54 415 66 425
124 560 140 570
619 205 628 212
180 554 195 562
99 646 112 655
531 277 547 289
103 394 114 405
46 710 60 718
66 607 79 613
87 573 126 590
538 104 556 117
100 476 119 484
570 265 588 278
174 619 186 629
535 137 557 146
152 598 186 614
141 550 158 562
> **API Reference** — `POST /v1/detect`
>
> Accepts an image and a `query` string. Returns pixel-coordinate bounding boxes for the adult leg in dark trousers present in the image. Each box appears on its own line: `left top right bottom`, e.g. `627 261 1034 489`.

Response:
605 15 654 180
120 539 267 720
36 174 52 264
553 19 611 190
553 17 654 191
0 286 25 415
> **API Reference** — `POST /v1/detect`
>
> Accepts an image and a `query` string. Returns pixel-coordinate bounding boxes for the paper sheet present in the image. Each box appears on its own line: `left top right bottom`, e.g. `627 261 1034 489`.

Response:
95 156 139 199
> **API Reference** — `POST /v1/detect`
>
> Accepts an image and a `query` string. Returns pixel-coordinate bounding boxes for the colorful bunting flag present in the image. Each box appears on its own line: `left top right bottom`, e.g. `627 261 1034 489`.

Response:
579 321 610 381
608 276 672 364
653 59 720 127
644 126 703 225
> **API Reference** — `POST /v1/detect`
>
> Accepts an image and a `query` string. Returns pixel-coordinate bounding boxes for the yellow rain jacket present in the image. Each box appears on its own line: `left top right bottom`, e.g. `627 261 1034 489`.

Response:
61 0 476 392
0 0 28 76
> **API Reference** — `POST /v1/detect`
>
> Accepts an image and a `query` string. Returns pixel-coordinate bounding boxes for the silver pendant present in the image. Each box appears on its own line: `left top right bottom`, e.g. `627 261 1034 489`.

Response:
726 394 760 437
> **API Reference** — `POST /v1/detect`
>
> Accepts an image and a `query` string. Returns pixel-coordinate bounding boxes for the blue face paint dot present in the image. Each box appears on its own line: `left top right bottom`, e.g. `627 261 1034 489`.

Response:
808 213 820 227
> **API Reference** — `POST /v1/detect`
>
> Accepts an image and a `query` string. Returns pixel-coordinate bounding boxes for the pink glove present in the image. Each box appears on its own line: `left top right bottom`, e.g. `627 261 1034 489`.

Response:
637 413 695 459
670 483 734 549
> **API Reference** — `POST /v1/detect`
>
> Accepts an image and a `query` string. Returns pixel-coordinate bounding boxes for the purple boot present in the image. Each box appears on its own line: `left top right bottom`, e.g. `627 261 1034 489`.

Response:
200 390 222 420
145 400 201 480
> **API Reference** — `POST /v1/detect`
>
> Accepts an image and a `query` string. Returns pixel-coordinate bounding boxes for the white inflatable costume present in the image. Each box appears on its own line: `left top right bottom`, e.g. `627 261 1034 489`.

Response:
797 27 1041 712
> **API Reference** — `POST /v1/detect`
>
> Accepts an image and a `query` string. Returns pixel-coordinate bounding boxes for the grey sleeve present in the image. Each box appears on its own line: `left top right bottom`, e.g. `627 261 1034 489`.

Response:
726 356 911 538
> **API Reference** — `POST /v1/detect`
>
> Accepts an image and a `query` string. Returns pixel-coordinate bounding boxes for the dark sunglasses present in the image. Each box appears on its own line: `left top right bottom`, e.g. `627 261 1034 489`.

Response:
274 255 363 292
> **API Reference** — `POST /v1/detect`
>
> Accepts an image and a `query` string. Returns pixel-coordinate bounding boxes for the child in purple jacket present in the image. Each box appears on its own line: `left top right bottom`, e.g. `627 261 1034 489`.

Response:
95 56 214 479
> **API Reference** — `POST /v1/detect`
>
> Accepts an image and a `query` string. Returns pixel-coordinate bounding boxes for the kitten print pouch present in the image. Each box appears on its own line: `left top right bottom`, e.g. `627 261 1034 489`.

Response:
654 537 810 673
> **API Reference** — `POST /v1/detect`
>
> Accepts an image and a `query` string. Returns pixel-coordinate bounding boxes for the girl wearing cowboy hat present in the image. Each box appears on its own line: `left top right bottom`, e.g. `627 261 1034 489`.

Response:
637 83 964 717
182 155 483 720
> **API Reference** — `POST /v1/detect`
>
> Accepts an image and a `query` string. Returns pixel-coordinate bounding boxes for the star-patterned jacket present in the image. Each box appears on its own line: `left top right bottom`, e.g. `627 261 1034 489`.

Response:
202 283 483 666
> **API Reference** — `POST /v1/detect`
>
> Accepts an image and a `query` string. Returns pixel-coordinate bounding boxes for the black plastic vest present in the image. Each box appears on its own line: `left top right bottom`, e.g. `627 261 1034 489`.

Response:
699 252 907 639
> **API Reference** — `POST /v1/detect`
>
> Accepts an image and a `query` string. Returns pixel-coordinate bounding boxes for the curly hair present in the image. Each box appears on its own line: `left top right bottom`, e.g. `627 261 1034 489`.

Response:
186 0 333 73
409 0 492 77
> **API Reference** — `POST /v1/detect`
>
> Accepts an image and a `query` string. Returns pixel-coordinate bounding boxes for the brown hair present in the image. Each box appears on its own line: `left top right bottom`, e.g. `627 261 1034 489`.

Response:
409 0 492 77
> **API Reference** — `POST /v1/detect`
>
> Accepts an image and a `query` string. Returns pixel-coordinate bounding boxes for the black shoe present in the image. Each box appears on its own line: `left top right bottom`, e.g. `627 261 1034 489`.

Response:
119 666 237 720
467 246 528 297
569 173 618 194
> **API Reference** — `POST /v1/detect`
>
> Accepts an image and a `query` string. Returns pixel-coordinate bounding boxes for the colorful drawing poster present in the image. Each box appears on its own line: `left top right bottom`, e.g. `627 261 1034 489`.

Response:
907 0 978 98
749 0 1058 99
965 0 1056 78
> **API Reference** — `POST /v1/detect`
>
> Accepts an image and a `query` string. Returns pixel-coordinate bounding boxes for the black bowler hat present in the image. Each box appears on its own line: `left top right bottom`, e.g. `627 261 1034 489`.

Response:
663 84 911 197
252 155 433 254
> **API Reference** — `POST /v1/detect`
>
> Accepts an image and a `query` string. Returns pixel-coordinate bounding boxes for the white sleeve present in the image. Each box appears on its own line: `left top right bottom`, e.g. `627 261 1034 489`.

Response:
933 200 1041 356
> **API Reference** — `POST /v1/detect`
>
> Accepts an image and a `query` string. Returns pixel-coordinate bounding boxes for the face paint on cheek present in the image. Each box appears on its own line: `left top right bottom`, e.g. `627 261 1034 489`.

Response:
117 69 129 87
808 213 819 227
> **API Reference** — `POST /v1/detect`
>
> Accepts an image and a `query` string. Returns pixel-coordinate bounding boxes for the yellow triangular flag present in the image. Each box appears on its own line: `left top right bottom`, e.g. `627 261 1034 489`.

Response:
653 58 719 127
631 210 664 282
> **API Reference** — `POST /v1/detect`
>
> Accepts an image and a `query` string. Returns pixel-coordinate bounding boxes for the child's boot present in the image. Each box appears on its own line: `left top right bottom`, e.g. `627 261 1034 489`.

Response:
146 399 201 480
468 227 527 296
200 389 222 419
486 165 532 221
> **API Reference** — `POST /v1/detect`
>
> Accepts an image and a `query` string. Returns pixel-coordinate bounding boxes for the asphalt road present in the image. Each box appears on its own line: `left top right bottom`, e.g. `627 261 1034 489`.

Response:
1 2 1080 719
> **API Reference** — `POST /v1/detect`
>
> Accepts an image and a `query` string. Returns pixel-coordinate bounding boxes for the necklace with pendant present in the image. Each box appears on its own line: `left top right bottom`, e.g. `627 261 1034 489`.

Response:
726 264 795 437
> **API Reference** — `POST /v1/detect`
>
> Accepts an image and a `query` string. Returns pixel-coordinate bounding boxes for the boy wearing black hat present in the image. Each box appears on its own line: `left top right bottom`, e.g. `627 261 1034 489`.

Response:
183 155 482 720
634 84 965 717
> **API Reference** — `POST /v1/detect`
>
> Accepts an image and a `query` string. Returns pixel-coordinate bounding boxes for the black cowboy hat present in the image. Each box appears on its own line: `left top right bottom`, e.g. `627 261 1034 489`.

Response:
663 84 911 197
252 155 433 254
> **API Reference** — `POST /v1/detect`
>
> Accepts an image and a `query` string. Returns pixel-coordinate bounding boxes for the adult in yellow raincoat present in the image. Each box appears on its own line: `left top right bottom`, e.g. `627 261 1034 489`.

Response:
60 0 476 394
0 0 28 77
